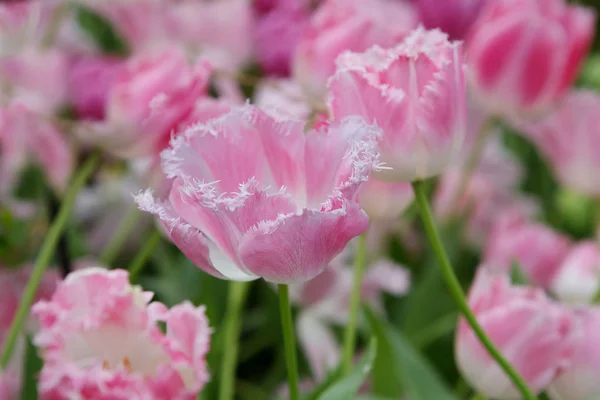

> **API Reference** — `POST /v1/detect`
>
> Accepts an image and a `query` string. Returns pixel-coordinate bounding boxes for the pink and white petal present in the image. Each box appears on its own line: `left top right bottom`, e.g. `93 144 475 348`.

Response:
238 202 369 283
362 260 411 297
304 117 381 207
297 312 340 380
161 301 211 391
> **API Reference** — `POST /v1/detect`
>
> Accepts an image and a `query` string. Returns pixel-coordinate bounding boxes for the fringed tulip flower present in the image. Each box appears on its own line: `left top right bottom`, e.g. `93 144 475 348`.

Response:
254 79 314 120
78 49 213 159
292 258 410 378
67 56 123 121
33 268 211 400
0 104 73 197
456 269 578 399
548 307 600 400
328 28 467 182
467 0 596 118
519 90 600 198
417 0 489 40
484 216 572 288
293 0 418 100
136 104 381 283
551 242 600 305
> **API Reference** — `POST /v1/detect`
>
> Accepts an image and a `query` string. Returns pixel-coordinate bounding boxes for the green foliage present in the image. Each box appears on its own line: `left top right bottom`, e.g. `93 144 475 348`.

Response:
20 336 43 400
75 5 129 56
365 307 458 400
317 339 377 400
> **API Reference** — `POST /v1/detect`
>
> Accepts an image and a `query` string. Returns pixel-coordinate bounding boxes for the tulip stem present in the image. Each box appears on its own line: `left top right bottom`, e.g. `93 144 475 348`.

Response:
0 153 100 369
100 206 141 266
128 230 161 281
278 284 300 400
342 232 368 375
219 281 250 400
411 180 538 400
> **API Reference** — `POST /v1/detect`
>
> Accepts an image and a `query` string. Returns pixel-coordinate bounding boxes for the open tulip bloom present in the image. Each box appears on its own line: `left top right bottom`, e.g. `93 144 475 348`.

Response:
3 1 600 398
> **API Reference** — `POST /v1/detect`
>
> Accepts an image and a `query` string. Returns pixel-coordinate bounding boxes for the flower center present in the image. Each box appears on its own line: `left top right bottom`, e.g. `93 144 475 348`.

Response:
102 357 133 373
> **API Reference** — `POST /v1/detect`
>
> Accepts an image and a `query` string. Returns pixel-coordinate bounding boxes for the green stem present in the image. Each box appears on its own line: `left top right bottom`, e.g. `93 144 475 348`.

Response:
100 206 141 266
219 281 250 400
278 284 300 400
128 231 161 281
0 154 99 369
411 180 537 400
341 232 368 375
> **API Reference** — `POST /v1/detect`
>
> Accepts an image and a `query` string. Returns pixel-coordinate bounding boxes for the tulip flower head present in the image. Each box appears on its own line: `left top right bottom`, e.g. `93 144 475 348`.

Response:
329 27 467 182
467 0 596 118
33 268 211 399
548 307 600 400
551 242 600 305
456 269 578 399
137 104 381 283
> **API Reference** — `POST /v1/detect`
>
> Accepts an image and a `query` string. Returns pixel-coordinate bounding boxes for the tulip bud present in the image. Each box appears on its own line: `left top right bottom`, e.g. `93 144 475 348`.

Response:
329 27 467 182
467 0 596 117
456 269 578 399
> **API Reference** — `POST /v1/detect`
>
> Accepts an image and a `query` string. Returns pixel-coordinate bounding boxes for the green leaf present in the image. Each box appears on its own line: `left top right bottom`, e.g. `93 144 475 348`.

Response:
75 5 129 55
316 338 377 400
20 336 43 400
365 307 458 400
510 261 530 286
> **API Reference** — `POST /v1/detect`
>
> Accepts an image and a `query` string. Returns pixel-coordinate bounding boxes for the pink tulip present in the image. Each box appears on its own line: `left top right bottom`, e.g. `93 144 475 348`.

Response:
467 0 596 117
456 269 578 399
484 216 572 288
328 28 467 182
33 268 211 400
0 104 73 196
168 0 254 72
417 0 489 40
293 0 418 100
0 49 68 114
136 104 381 283
548 307 600 400
551 242 600 305
254 79 314 120
78 49 212 159
254 2 311 76
67 56 123 121
519 90 600 198
359 179 414 221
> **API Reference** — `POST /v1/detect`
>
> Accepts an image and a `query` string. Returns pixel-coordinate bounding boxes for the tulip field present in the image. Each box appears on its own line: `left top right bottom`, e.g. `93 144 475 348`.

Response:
2 0 600 399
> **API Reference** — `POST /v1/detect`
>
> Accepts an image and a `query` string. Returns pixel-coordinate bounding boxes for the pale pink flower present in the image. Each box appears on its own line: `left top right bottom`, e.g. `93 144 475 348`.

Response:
168 0 254 71
484 216 572 288
136 104 381 283
254 2 311 76
33 268 211 400
466 0 596 118
518 90 600 198
328 28 467 181
0 49 68 114
254 79 314 120
293 0 418 100
548 307 600 400
78 49 213 159
0 104 73 196
456 269 578 399
292 257 410 378
67 56 123 121
359 179 414 221
551 242 600 305
417 0 489 40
